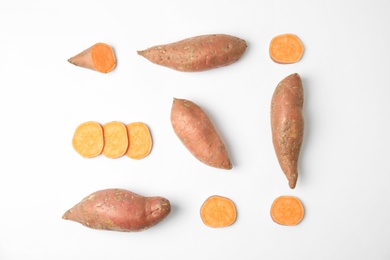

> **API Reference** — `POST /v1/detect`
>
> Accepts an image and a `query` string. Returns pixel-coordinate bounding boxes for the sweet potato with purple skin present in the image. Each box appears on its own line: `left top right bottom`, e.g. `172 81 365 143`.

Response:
171 98 232 170
271 73 304 189
62 189 171 232
137 34 247 72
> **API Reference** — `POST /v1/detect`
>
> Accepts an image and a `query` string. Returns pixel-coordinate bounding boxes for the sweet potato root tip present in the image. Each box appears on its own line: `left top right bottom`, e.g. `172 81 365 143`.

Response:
72 121 104 158
170 98 232 169
138 34 247 72
271 73 304 189
125 122 153 159
62 189 171 232
102 121 128 159
68 42 116 73
270 196 304 226
200 195 237 228
269 34 304 64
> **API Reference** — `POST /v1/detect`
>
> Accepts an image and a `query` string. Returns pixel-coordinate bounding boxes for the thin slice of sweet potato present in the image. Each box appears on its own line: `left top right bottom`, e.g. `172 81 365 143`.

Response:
270 196 304 226
72 121 104 158
269 34 304 64
102 121 128 159
125 122 152 159
200 195 237 228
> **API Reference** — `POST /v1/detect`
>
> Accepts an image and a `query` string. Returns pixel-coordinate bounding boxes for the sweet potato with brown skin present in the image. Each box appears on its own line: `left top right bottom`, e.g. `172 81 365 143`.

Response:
62 189 171 232
137 34 247 72
170 98 232 170
271 73 304 189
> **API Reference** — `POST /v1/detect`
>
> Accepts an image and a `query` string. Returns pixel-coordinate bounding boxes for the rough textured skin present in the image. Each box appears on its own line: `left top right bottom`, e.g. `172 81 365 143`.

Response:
271 73 304 189
170 98 232 170
138 34 247 72
62 189 171 232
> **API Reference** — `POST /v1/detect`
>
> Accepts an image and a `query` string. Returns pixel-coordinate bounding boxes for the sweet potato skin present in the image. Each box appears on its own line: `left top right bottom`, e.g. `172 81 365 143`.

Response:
271 73 304 189
62 189 171 232
170 98 232 169
138 34 247 72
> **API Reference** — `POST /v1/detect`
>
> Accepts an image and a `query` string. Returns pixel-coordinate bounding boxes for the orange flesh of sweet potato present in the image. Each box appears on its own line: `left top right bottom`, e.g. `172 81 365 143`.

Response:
125 122 153 159
271 73 304 189
269 34 304 64
200 195 237 228
102 121 128 159
170 98 232 169
138 34 247 72
72 121 104 158
270 196 304 226
62 189 171 232
68 42 116 73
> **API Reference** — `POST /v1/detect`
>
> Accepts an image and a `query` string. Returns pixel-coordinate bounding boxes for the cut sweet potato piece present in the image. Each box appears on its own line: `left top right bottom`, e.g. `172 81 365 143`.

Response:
72 121 104 158
269 34 304 64
125 122 152 159
68 42 116 73
102 121 128 159
200 195 237 228
270 196 304 226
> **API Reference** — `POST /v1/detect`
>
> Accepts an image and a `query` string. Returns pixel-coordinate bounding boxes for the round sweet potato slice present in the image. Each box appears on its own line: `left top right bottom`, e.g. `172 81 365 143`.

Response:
200 195 237 228
270 196 304 226
102 121 128 159
125 122 152 159
72 121 104 158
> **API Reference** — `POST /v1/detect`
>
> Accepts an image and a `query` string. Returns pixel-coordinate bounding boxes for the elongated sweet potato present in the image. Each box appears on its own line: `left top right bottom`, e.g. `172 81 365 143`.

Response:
102 121 128 159
62 189 171 232
170 98 232 169
68 42 116 73
200 195 237 228
126 122 153 159
270 195 304 226
72 121 104 158
138 34 247 72
271 73 304 189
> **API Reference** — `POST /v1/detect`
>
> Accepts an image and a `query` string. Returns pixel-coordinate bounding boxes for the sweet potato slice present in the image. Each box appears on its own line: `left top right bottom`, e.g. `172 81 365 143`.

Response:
68 42 116 73
200 195 237 228
125 122 152 159
102 121 128 159
72 121 104 158
270 196 304 226
269 34 304 64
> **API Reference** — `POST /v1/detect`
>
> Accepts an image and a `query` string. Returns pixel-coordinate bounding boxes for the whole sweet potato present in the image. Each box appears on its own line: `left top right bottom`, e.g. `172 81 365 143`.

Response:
170 98 232 169
138 34 247 72
271 73 304 189
62 189 171 232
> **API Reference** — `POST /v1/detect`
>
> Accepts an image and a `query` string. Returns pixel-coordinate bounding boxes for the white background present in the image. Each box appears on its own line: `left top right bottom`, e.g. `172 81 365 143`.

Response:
1 0 389 259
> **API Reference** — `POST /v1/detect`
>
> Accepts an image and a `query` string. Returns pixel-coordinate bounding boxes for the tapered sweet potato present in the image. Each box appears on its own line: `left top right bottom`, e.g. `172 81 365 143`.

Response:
72 121 104 158
271 73 304 189
62 189 171 232
200 195 237 228
170 98 232 169
270 196 304 226
138 34 247 72
68 43 116 73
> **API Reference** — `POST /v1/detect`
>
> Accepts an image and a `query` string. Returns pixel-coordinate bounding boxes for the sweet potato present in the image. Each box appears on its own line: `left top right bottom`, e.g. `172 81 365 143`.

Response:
170 98 232 169
200 195 236 228
271 73 304 189
270 195 304 226
125 122 153 159
68 42 116 73
102 121 128 159
72 121 104 158
62 188 171 232
137 34 247 72
269 34 304 64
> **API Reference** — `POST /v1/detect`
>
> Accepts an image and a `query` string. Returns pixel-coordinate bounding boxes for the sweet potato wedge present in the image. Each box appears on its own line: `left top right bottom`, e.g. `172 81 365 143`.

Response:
200 195 237 228
62 189 171 232
72 121 104 158
102 121 128 159
170 98 232 169
68 42 116 73
125 122 153 159
271 73 304 189
138 34 247 72
270 195 304 226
